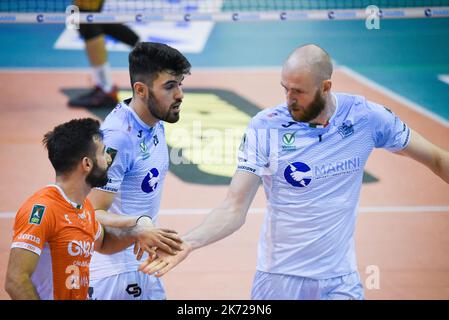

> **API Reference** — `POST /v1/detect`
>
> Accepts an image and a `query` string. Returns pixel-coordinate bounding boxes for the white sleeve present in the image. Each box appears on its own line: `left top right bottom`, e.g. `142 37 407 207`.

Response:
368 101 411 152
237 118 273 177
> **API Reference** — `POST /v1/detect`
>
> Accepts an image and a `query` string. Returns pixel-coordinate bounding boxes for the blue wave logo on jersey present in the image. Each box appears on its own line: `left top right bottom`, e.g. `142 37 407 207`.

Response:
284 162 312 187
141 168 160 193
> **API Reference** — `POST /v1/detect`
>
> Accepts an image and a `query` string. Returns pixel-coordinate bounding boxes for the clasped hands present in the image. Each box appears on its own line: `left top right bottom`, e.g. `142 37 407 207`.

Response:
132 216 191 277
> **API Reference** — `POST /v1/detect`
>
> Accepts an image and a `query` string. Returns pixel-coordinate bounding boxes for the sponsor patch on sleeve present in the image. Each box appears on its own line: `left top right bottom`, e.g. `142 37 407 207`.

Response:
29 204 45 225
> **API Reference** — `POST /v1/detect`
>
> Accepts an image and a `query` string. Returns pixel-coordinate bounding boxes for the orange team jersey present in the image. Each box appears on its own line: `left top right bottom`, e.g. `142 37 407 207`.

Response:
11 185 102 300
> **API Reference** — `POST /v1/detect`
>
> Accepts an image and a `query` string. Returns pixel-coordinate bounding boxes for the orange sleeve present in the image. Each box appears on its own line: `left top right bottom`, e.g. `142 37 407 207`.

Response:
11 201 55 256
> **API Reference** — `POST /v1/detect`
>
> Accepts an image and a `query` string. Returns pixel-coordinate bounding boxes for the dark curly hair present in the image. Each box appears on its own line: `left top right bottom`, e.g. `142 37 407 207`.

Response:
42 118 103 175
129 42 191 90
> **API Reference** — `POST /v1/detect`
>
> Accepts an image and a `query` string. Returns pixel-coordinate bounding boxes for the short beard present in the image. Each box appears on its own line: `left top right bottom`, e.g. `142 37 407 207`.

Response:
289 90 326 123
147 90 181 124
86 159 109 188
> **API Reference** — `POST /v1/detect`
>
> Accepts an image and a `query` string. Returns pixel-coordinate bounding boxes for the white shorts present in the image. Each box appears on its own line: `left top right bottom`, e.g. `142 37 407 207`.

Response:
89 271 166 300
251 270 364 300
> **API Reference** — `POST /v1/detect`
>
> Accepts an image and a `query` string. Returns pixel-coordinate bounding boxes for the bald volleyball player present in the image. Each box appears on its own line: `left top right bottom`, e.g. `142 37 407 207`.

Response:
140 44 449 300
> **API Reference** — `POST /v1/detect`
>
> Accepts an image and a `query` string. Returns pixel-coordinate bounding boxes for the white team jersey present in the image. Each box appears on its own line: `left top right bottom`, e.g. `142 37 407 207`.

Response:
237 93 411 279
90 99 169 280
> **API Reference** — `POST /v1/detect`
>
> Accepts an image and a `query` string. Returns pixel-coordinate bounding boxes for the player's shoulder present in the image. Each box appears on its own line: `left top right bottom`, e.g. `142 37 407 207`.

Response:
22 186 61 206
249 103 290 128
334 92 379 123
335 92 388 115
16 186 61 221
101 101 136 148
103 101 133 131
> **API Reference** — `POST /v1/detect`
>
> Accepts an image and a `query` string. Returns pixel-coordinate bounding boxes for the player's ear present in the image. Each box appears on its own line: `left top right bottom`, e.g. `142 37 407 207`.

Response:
81 157 93 173
133 82 148 99
322 79 332 94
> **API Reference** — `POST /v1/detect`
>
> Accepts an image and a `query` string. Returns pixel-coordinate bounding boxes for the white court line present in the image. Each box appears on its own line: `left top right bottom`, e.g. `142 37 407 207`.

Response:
438 74 449 86
339 66 449 129
1 206 449 218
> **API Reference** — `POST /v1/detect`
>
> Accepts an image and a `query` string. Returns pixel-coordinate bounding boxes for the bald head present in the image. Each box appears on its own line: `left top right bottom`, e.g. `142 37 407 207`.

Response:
281 45 334 123
283 44 333 85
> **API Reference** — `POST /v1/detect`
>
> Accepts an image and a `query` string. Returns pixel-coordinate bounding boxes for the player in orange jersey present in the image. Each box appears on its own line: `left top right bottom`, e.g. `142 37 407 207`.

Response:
5 118 181 299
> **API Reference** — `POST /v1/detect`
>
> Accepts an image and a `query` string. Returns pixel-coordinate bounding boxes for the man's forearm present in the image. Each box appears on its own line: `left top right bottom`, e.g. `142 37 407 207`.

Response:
6 275 40 300
98 225 138 254
95 209 140 228
98 214 157 254
433 148 449 183
183 203 246 250
399 130 449 184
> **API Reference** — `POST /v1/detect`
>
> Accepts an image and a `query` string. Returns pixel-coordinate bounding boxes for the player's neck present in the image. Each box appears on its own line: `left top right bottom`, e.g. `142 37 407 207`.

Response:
55 175 90 207
309 93 336 126
129 97 158 127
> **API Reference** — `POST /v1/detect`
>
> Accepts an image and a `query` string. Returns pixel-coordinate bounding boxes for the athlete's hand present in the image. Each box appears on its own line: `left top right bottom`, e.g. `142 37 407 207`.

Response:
132 217 183 260
138 242 192 277
134 243 157 261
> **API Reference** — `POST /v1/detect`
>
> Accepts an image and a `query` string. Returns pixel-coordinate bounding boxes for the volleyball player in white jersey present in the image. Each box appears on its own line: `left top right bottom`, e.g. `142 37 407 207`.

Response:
88 42 191 299
138 44 449 300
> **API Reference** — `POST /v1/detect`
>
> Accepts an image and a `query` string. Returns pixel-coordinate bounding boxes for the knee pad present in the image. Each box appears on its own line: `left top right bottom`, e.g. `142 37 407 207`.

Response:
79 23 104 41
102 24 140 47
